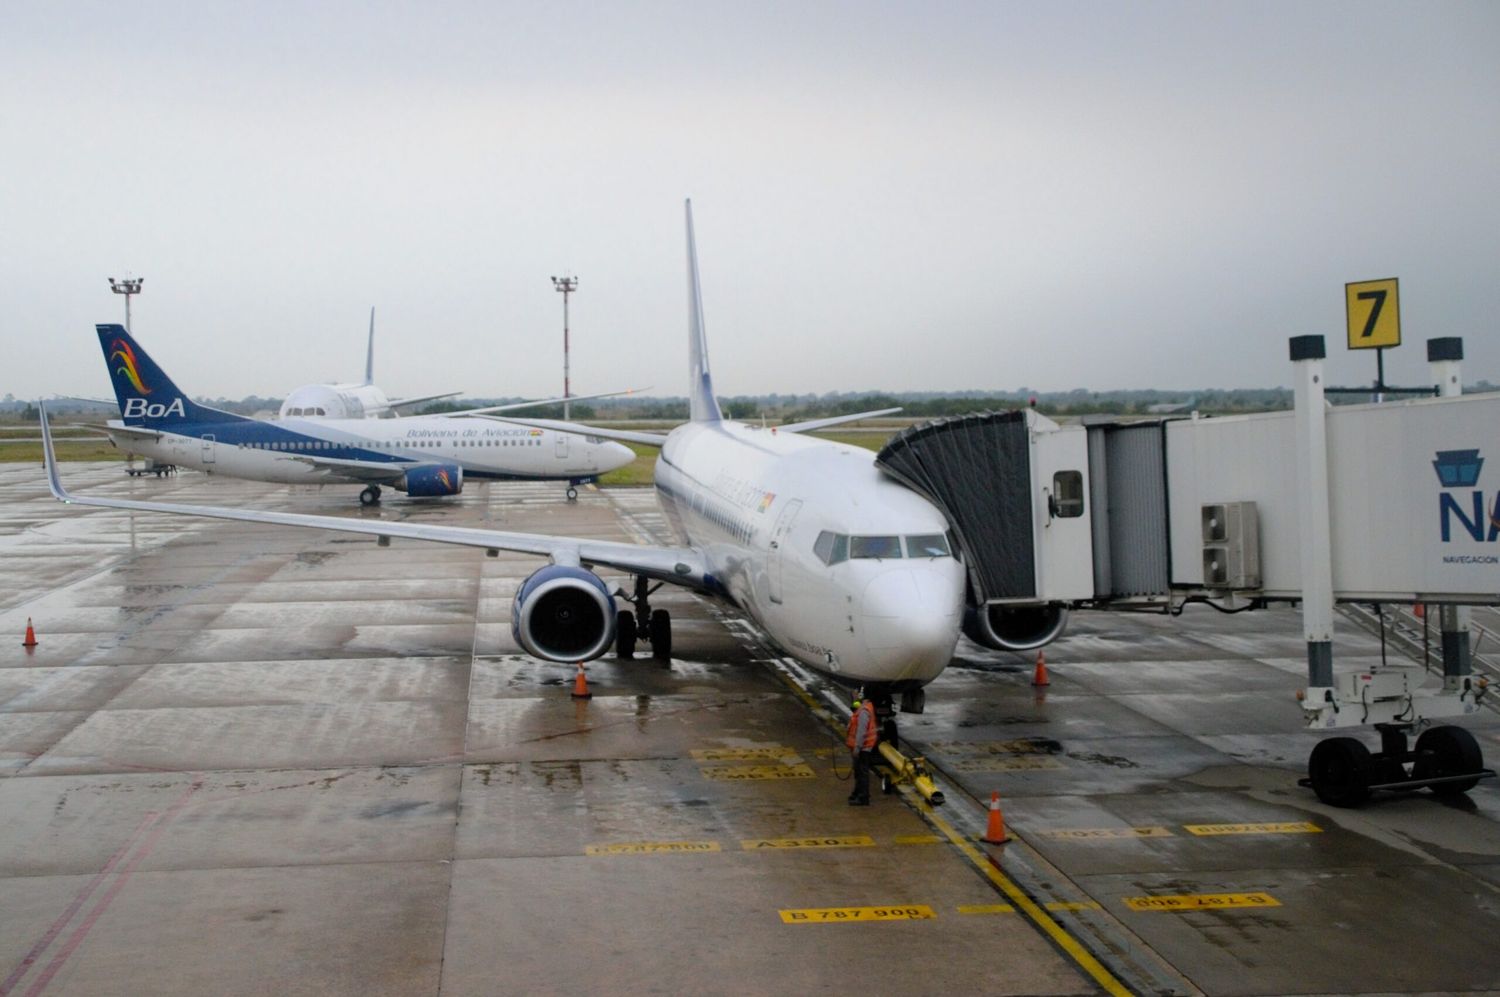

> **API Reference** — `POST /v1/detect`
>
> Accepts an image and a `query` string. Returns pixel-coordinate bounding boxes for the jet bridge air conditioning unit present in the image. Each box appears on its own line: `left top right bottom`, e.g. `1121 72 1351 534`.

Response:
1201 502 1260 590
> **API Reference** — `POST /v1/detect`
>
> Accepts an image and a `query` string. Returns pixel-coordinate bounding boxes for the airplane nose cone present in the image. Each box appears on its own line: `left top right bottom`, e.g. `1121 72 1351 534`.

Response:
601 441 636 472
860 566 963 678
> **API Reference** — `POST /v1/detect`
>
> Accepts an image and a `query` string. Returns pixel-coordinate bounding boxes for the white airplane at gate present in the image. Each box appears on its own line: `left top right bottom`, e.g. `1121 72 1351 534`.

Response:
44 201 1057 729
94 325 636 504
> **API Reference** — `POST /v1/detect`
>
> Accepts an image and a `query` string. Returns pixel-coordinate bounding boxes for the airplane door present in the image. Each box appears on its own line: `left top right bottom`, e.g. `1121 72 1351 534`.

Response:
201 434 215 464
767 499 802 605
555 434 568 460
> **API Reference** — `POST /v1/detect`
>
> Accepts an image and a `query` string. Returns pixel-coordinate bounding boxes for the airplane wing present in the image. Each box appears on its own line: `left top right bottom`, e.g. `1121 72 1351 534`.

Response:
438 387 649 419
40 404 711 591
386 390 465 412
283 453 410 484
472 415 670 447
778 408 903 433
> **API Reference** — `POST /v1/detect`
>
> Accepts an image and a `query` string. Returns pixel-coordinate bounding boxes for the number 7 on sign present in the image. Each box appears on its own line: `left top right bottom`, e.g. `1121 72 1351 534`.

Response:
1345 278 1400 350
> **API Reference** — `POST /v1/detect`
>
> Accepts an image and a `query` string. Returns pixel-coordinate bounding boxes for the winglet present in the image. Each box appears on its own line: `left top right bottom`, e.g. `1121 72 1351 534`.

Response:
364 307 375 386
39 402 72 503
685 200 723 424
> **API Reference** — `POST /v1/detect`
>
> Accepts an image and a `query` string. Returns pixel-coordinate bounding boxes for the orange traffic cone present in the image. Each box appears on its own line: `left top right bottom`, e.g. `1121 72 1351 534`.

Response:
570 661 592 700
22 618 37 648
982 790 1009 844
1031 651 1050 687
1413 602 1425 620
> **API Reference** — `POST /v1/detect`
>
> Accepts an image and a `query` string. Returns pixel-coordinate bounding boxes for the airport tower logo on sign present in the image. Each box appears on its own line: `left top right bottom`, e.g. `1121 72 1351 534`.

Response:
1434 450 1498 552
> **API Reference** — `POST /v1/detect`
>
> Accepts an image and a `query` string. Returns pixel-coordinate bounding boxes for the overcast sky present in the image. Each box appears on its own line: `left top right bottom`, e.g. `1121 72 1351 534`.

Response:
4 1 1497 402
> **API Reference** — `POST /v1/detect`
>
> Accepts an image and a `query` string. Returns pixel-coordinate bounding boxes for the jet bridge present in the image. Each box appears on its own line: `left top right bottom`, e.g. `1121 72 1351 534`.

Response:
876 336 1498 805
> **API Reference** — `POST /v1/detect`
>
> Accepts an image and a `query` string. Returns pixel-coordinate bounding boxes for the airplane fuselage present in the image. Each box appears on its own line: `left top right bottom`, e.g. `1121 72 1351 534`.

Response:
655 421 966 687
108 415 629 486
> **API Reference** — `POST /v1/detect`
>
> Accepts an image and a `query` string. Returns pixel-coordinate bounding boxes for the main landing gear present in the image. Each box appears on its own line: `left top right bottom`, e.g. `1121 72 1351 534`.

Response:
359 485 382 507
615 575 672 663
1302 723 1494 807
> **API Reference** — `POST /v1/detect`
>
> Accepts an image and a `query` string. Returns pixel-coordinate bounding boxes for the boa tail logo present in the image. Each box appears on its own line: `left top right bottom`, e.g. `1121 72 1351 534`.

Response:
437 469 453 491
110 338 151 395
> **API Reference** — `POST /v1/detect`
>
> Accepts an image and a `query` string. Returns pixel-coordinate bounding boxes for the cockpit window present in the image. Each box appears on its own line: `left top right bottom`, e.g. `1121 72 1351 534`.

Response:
813 531 849 565
904 534 951 558
849 535 903 560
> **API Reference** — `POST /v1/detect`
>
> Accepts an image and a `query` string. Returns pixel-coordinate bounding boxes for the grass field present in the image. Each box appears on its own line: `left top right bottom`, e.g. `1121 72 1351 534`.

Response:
3 424 903 483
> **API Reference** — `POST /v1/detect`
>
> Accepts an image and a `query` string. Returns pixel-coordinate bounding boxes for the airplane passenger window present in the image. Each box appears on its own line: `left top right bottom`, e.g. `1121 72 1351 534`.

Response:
850 536 902 559
904 534 951 558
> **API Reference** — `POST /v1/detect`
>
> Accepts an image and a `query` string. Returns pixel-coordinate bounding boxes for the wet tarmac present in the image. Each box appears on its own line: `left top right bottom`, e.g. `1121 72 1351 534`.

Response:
3 463 1498 996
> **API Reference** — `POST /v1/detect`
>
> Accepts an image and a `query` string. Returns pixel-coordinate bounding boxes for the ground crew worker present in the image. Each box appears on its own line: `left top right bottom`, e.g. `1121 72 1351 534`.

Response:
846 689 878 805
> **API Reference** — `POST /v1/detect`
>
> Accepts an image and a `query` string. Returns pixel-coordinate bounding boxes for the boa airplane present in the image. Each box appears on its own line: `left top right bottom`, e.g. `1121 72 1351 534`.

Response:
95 327 636 504
45 201 997 733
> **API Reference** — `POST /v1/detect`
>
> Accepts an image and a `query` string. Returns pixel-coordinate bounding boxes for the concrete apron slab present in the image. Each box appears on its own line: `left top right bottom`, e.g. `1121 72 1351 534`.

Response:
0 469 1096 996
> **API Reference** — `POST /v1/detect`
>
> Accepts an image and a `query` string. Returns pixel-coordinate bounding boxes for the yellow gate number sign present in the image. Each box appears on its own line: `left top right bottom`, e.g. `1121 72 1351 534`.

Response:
1345 278 1400 350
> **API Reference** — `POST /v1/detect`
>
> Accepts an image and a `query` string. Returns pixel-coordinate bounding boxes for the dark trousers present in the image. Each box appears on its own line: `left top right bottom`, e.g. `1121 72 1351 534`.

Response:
850 749 875 802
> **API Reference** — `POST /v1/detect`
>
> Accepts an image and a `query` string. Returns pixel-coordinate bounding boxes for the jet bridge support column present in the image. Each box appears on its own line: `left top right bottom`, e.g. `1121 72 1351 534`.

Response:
1429 337 1473 689
1291 335 1334 692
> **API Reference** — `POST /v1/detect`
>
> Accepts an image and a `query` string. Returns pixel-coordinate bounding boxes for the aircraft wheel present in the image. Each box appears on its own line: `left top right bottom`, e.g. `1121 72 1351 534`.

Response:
1308 737 1373 808
359 486 381 507
1414 725 1483 796
566 486 579 501
650 609 672 662
615 610 636 659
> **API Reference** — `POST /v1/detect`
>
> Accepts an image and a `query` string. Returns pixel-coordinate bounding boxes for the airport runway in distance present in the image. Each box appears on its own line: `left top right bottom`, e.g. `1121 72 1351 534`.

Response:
3 463 1499 996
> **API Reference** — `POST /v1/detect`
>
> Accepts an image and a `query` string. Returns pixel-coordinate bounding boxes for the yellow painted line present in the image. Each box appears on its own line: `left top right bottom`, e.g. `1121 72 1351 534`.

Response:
958 901 1102 915
948 756 1065 772
1183 822 1321 836
742 835 876 851
764 660 1129 994
1124 892 1280 912
780 905 935 924
922 806 1133 997
691 747 800 762
585 841 721 856
893 834 943 846
1042 826 1174 840
700 763 815 781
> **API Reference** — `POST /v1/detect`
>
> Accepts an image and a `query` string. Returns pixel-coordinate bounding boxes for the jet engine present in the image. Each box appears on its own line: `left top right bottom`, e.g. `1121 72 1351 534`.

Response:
399 463 463 497
512 565 617 662
962 602 1069 652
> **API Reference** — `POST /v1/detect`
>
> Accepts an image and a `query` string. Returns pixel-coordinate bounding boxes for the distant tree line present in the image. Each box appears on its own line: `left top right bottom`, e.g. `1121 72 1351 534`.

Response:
7 380 1495 424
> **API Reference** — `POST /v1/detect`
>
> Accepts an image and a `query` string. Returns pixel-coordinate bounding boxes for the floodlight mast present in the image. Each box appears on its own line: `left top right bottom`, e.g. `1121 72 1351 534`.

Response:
108 276 144 333
551 275 578 419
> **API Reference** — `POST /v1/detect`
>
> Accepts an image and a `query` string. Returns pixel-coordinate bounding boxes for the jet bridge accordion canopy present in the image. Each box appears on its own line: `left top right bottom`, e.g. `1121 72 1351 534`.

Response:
874 411 1035 601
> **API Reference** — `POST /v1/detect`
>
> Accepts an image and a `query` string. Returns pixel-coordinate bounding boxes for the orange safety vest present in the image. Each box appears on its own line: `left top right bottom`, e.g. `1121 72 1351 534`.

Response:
846 700 878 751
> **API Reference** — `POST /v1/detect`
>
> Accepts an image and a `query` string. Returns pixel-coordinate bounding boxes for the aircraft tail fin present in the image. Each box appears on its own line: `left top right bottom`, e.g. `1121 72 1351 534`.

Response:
95 325 245 428
364 307 375 385
685 200 723 424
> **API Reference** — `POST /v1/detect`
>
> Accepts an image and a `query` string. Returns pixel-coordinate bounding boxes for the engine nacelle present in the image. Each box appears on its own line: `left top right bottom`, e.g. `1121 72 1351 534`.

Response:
512 565 617 662
399 463 463 497
963 602 1069 652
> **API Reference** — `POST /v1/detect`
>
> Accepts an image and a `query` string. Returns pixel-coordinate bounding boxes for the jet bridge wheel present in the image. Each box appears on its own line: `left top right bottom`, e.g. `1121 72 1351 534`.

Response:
359 485 382 506
1308 737 1374 808
649 609 672 662
615 610 636 659
1412 725 1483 797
